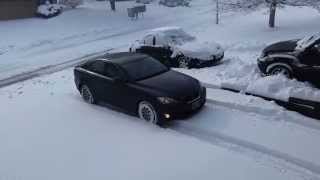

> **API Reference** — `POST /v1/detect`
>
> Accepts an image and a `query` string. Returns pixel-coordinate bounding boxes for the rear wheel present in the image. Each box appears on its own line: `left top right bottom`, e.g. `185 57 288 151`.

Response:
268 65 292 78
138 101 159 125
80 85 95 104
177 56 190 68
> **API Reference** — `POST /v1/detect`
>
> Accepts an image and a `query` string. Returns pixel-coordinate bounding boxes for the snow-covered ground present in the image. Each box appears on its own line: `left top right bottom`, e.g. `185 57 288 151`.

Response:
1 68 320 180
1 0 320 100
2 0 320 179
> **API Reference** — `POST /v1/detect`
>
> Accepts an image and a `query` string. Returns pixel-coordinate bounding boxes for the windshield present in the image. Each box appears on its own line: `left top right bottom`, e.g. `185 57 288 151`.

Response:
121 57 168 81
164 29 195 45
296 32 320 50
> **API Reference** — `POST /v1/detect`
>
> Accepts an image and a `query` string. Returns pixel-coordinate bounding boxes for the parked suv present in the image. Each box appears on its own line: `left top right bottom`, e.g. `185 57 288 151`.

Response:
258 33 320 85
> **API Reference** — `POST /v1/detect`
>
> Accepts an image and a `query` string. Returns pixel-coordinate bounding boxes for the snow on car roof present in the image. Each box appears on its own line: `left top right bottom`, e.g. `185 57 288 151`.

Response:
148 26 183 33
296 32 320 50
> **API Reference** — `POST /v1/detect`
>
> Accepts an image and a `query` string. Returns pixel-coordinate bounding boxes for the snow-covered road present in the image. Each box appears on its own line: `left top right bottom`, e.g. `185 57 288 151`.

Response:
1 68 320 180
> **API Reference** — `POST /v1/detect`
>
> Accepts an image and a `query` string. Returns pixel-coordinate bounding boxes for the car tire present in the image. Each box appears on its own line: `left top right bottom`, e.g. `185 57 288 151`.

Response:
177 56 190 69
138 101 160 125
267 64 292 78
80 85 96 104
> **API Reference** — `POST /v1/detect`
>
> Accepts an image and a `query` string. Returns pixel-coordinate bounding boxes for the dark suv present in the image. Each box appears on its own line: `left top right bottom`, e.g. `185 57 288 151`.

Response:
258 33 320 85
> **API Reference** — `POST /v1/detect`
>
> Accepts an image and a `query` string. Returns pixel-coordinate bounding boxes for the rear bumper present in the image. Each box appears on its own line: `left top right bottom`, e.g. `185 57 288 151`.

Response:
157 87 206 120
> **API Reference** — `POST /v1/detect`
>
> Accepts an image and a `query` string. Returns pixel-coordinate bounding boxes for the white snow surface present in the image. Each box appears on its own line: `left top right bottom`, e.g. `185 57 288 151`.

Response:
1 69 320 180
2 0 320 101
2 2 320 178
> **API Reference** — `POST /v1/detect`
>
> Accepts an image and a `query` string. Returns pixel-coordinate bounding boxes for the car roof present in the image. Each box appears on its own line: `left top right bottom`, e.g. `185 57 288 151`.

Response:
98 52 150 65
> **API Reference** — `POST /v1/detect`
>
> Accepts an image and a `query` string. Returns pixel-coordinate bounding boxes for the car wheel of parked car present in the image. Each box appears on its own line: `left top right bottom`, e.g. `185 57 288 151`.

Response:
81 85 95 104
178 56 190 68
138 101 159 124
267 64 292 78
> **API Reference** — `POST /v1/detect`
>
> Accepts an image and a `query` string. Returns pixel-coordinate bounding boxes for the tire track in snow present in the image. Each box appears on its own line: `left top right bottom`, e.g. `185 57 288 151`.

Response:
0 48 114 88
170 104 320 179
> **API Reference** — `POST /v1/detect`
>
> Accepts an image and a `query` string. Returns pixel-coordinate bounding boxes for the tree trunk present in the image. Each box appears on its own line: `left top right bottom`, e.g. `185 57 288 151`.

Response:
268 0 277 28
215 0 219 24
109 0 116 11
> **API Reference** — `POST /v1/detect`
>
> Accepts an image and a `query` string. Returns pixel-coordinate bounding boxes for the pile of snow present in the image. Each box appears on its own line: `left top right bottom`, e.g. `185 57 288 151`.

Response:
37 3 63 17
178 57 320 102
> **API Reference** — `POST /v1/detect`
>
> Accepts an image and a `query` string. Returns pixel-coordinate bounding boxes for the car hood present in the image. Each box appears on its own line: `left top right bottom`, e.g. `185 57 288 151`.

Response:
171 40 224 60
263 39 299 54
137 70 201 101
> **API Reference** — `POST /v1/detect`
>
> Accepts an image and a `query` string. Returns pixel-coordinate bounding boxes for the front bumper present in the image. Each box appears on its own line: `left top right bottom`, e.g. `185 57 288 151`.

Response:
192 53 224 68
257 57 270 74
157 87 206 120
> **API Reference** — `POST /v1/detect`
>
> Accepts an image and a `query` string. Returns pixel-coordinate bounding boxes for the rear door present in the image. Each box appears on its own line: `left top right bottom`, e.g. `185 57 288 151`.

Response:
137 35 173 67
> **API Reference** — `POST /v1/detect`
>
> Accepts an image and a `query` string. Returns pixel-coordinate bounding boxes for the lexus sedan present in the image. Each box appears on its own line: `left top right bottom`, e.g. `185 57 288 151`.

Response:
129 27 224 69
258 32 320 86
74 52 206 125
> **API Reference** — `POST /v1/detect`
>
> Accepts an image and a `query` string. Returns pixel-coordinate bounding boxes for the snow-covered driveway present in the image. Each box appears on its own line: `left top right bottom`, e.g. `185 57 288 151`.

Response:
1 67 320 180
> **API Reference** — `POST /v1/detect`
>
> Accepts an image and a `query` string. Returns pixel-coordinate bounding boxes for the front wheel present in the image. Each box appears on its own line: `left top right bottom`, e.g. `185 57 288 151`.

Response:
138 101 160 125
267 65 292 78
177 56 190 68
80 85 96 104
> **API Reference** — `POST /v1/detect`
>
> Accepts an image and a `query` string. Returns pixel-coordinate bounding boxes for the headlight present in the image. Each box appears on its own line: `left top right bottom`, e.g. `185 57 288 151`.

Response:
157 97 178 104
260 51 267 58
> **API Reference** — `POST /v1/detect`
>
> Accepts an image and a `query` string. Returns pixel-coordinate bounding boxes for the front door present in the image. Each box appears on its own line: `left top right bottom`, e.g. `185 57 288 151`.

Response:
299 43 320 85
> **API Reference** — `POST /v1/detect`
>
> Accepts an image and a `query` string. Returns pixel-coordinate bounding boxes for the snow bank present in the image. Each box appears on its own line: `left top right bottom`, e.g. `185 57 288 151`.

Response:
178 57 320 102
37 4 63 17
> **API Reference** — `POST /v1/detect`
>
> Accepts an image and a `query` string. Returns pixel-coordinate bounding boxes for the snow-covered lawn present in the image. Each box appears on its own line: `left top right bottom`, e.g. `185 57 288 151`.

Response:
1 68 320 180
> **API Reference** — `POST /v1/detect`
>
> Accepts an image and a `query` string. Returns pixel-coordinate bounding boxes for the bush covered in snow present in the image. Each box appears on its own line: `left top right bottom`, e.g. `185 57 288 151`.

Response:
59 0 83 8
37 3 63 18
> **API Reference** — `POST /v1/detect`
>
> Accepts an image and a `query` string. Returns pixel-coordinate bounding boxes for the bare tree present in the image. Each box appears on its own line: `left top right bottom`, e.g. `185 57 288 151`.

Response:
268 0 277 28
109 0 116 11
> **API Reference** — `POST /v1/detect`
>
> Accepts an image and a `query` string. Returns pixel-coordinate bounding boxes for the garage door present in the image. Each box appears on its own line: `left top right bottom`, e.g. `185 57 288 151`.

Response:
0 0 38 20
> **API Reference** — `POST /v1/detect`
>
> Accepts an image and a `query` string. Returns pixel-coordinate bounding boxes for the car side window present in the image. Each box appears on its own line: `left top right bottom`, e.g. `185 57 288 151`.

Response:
143 35 156 46
104 64 121 79
87 60 105 75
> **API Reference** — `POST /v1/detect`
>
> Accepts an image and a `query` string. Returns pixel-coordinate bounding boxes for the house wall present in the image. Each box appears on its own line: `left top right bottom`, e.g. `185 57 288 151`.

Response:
0 0 38 20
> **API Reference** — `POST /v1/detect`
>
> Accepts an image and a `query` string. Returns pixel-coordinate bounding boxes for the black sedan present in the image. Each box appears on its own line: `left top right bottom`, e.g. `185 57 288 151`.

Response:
74 52 206 125
257 32 320 86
